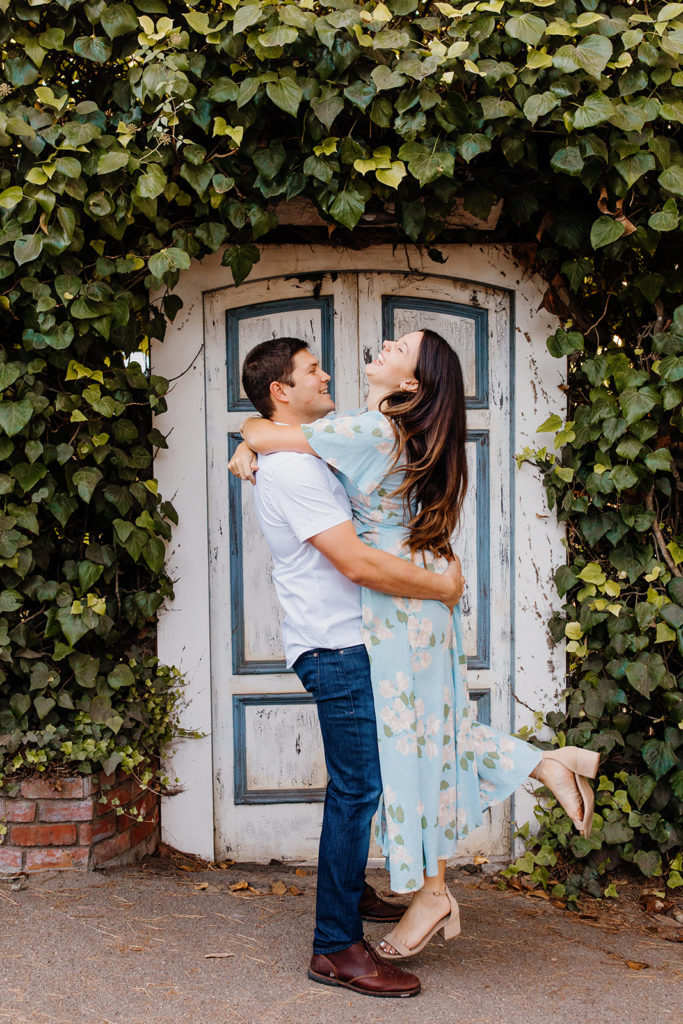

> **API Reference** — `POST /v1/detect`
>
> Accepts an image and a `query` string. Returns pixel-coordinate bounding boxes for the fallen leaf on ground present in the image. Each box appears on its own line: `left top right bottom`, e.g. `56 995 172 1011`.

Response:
295 868 309 876
289 885 303 896
271 881 287 895
194 882 209 891
247 886 261 894
204 953 234 959
473 856 489 865
640 894 672 914
229 881 249 892
625 961 649 970
527 890 549 900
180 865 198 872
217 861 235 869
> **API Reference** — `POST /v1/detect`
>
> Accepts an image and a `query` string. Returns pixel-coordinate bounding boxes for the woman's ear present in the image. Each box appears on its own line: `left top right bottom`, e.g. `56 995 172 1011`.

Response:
399 378 418 393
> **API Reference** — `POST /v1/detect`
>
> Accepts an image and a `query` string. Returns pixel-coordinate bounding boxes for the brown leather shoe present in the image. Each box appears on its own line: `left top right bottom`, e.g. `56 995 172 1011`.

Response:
359 881 409 923
308 939 420 998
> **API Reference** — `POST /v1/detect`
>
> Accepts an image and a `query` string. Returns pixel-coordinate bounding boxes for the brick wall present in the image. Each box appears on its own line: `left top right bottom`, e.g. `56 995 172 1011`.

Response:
0 771 159 872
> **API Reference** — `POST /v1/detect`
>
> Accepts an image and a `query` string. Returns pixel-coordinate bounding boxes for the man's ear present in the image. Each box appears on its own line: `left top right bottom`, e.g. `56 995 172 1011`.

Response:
270 379 289 404
399 378 418 393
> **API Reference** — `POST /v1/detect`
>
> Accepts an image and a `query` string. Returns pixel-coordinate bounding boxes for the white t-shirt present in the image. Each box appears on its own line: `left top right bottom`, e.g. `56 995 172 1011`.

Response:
252 451 362 666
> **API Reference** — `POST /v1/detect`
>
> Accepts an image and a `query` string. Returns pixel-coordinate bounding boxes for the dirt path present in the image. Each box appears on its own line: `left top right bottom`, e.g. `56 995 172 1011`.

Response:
1 858 681 1024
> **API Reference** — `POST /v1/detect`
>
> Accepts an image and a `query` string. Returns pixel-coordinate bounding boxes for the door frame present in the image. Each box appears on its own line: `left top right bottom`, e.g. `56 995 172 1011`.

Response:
152 244 565 861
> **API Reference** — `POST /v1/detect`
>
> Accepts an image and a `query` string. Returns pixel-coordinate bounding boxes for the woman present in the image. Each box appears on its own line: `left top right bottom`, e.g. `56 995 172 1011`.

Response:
235 328 599 959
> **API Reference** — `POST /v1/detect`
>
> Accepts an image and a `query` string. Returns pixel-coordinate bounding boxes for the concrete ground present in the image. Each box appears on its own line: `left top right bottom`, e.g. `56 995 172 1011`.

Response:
1 855 681 1024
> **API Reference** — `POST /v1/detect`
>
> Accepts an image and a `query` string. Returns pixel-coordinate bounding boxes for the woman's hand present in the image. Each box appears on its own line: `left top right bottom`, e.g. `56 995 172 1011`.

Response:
228 441 259 484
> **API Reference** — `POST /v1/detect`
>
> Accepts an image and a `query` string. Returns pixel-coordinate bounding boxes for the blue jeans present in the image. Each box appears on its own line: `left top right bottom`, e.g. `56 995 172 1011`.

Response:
294 644 382 954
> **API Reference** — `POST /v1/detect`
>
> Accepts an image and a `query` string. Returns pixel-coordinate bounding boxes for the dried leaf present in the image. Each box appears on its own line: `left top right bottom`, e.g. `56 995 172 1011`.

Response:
640 894 672 914
194 882 209 891
217 861 235 870
527 889 550 900
270 880 287 895
246 886 261 894
229 880 249 892
473 855 489 865
289 885 303 896
625 961 649 970
179 864 197 871
295 867 309 876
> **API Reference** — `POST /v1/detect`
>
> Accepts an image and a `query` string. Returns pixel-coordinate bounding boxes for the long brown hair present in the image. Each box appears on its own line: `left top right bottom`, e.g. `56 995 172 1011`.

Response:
380 329 468 559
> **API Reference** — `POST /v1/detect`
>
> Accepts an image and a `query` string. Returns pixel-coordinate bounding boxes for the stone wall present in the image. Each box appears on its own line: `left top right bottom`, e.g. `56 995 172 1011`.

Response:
0 772 159 872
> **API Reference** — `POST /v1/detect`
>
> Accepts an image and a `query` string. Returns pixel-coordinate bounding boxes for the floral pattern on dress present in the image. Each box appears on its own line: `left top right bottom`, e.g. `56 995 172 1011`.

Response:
302 410 542 893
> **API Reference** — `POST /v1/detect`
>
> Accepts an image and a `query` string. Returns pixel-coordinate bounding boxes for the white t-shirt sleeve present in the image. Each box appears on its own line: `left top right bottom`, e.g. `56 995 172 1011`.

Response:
271 456 352 543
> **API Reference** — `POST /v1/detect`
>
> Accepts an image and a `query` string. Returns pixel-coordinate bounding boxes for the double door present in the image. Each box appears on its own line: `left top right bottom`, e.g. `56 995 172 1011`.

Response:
203 269 512 862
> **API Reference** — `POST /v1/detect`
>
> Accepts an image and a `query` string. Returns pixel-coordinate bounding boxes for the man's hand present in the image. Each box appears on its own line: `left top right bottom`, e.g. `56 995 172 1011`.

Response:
441 556 465 611
228 441 259 484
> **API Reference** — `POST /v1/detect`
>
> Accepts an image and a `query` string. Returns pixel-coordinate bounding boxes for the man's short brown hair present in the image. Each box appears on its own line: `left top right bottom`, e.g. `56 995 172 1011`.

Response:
242 337 309 418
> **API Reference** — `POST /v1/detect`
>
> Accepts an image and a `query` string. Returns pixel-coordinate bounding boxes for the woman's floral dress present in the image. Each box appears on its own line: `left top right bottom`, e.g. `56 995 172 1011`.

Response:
302 409 542 894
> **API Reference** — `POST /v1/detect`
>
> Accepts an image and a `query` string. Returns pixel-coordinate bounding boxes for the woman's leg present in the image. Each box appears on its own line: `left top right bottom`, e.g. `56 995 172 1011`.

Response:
379 859 451 956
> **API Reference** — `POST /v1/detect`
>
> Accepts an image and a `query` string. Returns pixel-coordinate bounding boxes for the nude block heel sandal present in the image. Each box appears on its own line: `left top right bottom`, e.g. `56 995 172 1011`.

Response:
378 888 461 960
536 746 601 838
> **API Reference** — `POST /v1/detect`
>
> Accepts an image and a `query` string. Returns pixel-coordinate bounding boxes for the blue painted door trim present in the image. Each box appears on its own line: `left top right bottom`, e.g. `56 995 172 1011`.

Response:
226 295 335 412
466 429 490 671
381 295 489 409
233 693 327 804
228 432 291 676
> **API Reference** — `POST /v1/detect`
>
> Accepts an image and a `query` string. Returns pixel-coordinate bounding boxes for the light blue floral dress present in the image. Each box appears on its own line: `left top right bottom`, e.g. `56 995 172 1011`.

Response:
302 409 542 893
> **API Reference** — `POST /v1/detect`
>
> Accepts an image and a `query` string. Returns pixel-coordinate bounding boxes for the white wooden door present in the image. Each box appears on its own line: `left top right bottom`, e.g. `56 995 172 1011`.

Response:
204 269 512 862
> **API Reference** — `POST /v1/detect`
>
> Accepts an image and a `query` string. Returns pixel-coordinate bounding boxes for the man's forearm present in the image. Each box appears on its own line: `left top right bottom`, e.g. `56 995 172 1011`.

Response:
346 546 448 603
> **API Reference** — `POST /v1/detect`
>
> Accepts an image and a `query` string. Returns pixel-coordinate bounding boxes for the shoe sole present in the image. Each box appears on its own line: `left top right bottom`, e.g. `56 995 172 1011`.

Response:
307 968 420 998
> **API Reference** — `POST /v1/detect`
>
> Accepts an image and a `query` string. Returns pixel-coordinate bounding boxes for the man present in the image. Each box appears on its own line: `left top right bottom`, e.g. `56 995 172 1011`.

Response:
229 337 464 999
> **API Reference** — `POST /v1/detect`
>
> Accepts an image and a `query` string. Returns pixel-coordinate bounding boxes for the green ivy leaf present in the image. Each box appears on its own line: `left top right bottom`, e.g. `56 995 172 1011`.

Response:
574 92 614 131
148 247 192 279
329 186 367 228
233 4 266 35
649 197 680 232
399 141 455 182
14 234 43 266
590 216 625 250
505 13 546 47
0 399 33 437
266 77 303 117
575 34 613 78
221 244 261 285
625 657 666 697
73 36 113 64
523 92 559 125
619 386 658 426
658 165 683 197
260 25 298 47
108 663 135 690
72 468 103 503
101 4 138 39
97 150 130 175
641 739 677 780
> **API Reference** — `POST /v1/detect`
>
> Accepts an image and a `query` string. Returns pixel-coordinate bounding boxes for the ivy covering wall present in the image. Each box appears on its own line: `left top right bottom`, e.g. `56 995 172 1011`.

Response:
0 0 681 879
